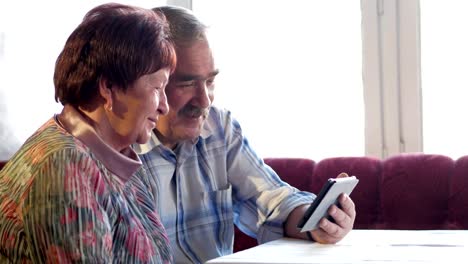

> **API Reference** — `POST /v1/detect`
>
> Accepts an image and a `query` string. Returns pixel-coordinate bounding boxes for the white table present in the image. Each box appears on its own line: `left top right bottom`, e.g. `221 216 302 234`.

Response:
205 229 468 264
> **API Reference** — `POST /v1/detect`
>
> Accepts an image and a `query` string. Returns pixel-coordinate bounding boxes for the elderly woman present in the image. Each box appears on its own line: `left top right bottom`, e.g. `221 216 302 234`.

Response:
0 3 176 263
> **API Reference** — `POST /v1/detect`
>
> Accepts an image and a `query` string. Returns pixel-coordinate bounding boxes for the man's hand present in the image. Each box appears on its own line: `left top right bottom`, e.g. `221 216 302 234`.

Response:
284 173 356 244
309 192 356 244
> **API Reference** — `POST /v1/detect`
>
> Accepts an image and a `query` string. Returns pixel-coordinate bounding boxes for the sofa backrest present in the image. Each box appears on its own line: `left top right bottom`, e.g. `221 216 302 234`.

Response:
271 154 468 229
234 154 468 252
3 155 467 251
451 155 468 229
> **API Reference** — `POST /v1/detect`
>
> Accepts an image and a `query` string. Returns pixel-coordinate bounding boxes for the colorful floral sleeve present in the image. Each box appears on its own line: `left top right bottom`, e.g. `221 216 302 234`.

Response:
22 149 113 263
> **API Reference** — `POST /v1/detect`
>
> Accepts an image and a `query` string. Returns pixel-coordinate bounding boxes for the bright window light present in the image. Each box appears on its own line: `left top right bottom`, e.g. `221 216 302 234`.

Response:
0 1 165 159
193 0 364 160
421 1 468 159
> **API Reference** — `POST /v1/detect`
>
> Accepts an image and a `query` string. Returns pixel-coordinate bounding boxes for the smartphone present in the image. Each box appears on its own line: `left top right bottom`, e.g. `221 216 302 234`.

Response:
297 176 359 232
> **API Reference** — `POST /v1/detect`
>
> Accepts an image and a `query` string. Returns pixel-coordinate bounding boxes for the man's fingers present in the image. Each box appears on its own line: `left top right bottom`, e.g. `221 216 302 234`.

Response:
311 219 343 244
336 172 349 178
310 194 356 244
339 194 356 220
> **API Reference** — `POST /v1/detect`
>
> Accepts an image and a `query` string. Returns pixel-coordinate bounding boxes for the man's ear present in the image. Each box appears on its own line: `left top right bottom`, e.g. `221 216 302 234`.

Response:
99 77 113 111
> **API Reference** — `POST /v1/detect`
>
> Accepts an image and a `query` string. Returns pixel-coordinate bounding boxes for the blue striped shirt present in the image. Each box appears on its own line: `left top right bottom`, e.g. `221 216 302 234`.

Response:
135 107 314 264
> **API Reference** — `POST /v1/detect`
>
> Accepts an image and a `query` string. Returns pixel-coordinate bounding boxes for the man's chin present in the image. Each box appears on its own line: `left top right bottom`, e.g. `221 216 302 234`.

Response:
181 117 205 131
183 131 201 141
181 126 203 141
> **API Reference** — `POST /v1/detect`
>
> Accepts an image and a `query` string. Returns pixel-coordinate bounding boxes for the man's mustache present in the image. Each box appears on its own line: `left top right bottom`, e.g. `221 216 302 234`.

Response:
179 105 210 118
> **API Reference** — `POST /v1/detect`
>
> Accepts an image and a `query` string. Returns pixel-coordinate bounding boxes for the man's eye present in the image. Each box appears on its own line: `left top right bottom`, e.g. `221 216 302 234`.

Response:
206 78 215 86
176 81 195 88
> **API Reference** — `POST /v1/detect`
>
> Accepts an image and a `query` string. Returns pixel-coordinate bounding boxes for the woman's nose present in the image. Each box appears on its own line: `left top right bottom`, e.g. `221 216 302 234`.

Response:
158 90 169 115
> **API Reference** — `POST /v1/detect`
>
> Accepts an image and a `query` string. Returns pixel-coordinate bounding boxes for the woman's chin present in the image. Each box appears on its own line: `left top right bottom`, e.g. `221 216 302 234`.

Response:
135 131 153 145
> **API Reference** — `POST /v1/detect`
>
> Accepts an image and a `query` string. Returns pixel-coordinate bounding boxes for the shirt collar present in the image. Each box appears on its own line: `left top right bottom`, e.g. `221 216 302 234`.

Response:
57 105 142 182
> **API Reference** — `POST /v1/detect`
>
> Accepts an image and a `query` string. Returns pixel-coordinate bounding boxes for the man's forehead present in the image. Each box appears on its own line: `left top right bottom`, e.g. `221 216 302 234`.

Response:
171 69 219 82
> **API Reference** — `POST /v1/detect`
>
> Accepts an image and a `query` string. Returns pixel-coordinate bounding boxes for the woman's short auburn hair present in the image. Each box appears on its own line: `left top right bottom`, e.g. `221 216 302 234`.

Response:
54 3 176 109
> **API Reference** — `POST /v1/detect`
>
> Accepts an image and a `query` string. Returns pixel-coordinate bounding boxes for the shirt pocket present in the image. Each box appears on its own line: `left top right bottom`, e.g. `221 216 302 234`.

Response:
199 184 234 252
201 184 234 223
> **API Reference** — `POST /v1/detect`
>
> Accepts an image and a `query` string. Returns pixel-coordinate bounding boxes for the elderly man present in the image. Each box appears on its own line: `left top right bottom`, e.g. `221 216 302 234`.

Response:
135 5 356 264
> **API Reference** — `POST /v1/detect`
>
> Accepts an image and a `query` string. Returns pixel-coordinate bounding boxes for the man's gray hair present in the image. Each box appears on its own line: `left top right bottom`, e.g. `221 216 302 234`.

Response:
153 6 207 46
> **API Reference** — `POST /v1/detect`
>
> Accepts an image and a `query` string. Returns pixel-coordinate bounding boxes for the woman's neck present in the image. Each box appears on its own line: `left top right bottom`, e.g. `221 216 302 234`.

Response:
76 106 128 153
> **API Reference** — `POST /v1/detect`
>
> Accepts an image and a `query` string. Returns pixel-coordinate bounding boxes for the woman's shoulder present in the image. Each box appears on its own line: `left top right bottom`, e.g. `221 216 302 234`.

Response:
6 118 94 172
31 117 88 149
0 119 106 202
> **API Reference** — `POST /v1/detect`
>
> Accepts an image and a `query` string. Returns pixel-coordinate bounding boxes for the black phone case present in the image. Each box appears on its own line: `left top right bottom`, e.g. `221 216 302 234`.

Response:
297 176 359 232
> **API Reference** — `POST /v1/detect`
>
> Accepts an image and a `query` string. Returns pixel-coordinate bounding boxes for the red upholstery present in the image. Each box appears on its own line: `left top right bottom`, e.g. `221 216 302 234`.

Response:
450 155 468 229
264 158 316 190
0 160 6 171
3 154 467 252
379 154 453 229
234 154 468 252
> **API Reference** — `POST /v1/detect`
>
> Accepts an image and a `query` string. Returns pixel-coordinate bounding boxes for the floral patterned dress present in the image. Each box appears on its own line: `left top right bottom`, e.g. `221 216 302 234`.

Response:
0 106 173 263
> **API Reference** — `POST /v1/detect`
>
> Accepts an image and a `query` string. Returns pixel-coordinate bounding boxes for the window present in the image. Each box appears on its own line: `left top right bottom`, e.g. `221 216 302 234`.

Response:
361 0 422 158
0 0 166 159
6 0 456 161
193 0 364 160
420 1 468 159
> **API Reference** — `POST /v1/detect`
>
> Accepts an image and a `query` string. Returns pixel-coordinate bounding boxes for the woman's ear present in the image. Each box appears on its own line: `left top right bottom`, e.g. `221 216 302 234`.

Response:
99 77 113 111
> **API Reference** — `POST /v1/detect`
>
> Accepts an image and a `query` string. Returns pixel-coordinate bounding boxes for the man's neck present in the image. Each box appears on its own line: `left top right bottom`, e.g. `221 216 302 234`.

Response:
153 129 178 150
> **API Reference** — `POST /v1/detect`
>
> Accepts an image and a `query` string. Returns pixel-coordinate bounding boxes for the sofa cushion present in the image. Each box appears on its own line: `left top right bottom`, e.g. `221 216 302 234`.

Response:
0 160 6 171
451 155 468 229
264 158 315 190
380 154 453 229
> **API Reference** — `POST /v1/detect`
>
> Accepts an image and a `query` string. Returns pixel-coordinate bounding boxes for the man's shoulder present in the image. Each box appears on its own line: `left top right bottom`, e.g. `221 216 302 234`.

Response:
202 106 238 137
207 105 229 120
206 106 238 127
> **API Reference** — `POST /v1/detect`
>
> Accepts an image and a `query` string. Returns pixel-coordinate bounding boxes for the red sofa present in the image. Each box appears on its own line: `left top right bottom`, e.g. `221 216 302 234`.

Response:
234 154 468 252
3 154 468 253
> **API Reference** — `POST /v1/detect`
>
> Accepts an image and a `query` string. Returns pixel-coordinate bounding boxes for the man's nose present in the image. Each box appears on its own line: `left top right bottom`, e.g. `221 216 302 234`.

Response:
195 82 212 108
